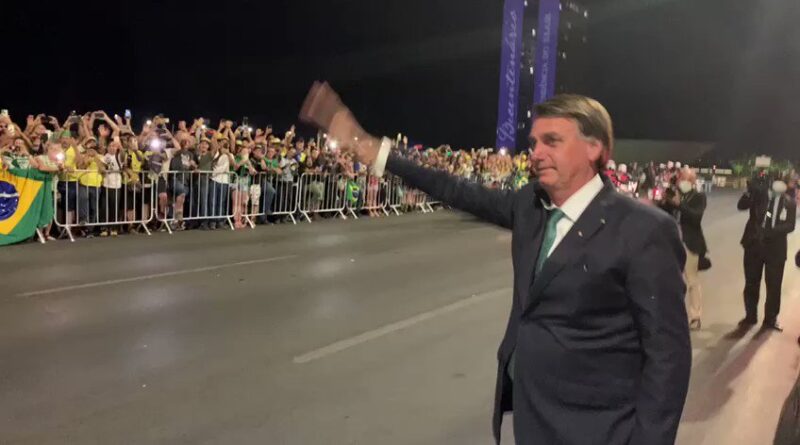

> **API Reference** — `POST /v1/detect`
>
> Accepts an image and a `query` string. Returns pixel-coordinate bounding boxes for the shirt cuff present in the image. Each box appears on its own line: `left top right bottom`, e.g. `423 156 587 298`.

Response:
370 137 392 178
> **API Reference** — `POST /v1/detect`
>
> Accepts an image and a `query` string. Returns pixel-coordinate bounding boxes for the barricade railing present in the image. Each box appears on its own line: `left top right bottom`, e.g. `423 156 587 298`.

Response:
357 174 388 216
243 172 298 226
403 186 426 213
384 174 405 215
53 170 154 242
243 172 267 227
297 172 348 222
155 170 237 233
273 176 299 224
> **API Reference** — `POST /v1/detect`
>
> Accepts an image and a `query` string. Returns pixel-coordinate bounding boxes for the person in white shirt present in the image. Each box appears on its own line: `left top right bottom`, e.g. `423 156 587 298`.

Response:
100 141 123 236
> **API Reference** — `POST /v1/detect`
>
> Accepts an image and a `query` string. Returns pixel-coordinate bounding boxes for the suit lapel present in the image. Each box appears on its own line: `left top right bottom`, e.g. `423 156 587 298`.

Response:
525 184 614 313
518 185 548 311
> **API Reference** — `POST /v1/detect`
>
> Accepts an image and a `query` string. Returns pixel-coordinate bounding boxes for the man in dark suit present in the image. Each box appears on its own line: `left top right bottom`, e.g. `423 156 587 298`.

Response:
737 173 797 331
300 82 691 445
660 167 708 330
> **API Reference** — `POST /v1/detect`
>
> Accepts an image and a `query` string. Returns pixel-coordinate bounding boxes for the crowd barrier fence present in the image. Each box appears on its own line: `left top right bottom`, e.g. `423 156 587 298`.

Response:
155 170 237 233
54 170 155 242
297 172 349 222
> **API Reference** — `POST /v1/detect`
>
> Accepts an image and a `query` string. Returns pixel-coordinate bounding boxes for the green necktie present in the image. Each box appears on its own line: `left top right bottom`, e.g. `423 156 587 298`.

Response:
536 209 566 273
508 208 566 383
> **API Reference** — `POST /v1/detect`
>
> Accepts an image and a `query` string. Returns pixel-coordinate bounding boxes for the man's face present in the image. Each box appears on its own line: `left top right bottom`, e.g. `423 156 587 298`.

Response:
199 141 210 153
529 117 601 193
267 147 276 158
296 141 305 151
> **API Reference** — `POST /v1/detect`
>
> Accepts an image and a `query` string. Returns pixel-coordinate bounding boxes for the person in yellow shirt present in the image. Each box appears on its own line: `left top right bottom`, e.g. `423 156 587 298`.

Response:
56 132 84 226
77 141 105 233
121 136 147 231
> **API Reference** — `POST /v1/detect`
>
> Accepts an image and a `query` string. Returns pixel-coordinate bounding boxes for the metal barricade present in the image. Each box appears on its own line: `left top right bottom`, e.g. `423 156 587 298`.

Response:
155 170 237 233
384 174 405 215
53 170 154 242
413 190 432 213
358 174 388 216
243 172 296 226
403 186 426 213
273 176 299 224
426 196 442 212
297 172 349 222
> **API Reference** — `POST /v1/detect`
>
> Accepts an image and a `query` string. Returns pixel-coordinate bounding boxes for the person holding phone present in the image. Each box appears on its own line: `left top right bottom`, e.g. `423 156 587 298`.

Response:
737 172 797 331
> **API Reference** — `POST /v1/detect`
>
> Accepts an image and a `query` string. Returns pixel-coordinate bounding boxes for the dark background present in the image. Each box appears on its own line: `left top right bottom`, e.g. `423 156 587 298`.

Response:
2 0 798 158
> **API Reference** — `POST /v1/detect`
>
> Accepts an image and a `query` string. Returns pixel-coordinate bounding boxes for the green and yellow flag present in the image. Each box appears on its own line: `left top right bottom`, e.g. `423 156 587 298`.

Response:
0 168 54 246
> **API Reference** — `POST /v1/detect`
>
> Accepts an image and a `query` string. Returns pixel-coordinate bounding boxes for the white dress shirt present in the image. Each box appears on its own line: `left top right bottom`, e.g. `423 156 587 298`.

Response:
371 137 605 259
540 174 604 257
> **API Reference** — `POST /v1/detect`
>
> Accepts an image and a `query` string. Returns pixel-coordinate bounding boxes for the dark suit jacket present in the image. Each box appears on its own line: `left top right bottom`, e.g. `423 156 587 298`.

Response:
661 191 708 255
386 155 691 445
738 191 797 261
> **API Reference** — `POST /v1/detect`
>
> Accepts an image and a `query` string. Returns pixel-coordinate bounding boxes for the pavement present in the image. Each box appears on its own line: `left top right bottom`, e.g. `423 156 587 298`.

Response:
0 189 798 445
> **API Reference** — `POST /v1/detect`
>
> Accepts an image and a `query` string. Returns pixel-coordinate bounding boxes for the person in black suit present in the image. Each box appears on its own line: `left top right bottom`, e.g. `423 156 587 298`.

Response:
660 167 708 330
737 173 796 331
300 83 691 445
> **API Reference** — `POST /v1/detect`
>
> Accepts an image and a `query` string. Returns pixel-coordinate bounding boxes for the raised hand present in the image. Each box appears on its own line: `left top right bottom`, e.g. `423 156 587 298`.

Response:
299 81 378 164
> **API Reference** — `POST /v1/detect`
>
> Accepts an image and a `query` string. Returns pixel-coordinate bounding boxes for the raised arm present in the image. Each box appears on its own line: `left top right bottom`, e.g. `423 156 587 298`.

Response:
299 81 515 229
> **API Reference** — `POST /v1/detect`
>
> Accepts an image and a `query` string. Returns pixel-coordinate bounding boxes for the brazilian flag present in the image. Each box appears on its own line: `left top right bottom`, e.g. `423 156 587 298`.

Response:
0 168 54 246
345 180 361 206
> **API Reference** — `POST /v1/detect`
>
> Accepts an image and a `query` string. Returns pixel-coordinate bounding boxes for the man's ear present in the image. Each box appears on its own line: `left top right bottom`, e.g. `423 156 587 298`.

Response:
586 138 603 165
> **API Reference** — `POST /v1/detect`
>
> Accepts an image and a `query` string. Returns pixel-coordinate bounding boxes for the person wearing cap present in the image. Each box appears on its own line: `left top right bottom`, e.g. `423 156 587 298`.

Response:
301 83 690 445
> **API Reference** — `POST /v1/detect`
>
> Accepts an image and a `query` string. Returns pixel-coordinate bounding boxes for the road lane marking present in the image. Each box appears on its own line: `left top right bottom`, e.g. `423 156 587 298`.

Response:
15 255 298 298
293 288 511 364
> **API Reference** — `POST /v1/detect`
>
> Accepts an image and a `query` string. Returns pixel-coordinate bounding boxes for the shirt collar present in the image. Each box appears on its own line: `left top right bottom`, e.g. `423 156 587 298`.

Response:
540 174 605 222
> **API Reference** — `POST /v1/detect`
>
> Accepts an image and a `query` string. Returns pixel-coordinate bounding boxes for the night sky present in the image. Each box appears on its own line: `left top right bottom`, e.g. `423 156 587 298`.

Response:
3 0 799 159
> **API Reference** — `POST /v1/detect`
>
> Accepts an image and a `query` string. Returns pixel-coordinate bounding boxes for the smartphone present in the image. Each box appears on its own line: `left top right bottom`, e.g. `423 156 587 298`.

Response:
124 109 132 120
0 109 8 117
94 112 104 119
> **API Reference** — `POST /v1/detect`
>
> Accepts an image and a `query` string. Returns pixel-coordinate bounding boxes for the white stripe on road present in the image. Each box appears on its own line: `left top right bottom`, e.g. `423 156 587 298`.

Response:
15 255 298 298
293 288 510 364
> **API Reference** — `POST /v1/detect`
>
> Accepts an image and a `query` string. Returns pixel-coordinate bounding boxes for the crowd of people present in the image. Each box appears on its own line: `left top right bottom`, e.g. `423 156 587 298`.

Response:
0 111 536 241
1 110 797 244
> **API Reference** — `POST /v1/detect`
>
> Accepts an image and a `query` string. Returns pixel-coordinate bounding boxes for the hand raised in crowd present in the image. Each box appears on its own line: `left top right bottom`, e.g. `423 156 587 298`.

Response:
299 81 379 165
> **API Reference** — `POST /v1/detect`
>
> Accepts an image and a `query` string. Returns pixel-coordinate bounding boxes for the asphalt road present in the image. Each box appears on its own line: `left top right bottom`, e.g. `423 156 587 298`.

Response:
0 190 798 445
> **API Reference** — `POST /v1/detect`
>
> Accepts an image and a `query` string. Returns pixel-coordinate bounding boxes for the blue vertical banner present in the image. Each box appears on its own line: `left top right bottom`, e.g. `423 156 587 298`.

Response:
495 0 525 151
533 0 561 105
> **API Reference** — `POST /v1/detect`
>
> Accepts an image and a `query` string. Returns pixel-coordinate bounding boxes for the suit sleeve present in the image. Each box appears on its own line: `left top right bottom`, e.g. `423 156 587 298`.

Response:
679 193 706 225
386 154 515 229
737 191 752 210
625 217 691 445
773 198 797 235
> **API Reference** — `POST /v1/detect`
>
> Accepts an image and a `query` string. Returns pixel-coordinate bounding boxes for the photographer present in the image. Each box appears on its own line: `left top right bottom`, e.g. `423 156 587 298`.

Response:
738 171 797 331
660 168 708 330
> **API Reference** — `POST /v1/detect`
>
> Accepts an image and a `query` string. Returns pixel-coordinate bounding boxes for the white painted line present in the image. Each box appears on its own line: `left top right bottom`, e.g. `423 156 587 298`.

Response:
15 255 298 298
293 288 510 364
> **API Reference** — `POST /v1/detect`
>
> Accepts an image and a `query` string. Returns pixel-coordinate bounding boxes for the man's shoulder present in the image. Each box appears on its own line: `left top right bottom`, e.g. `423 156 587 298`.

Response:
607 192 675 230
